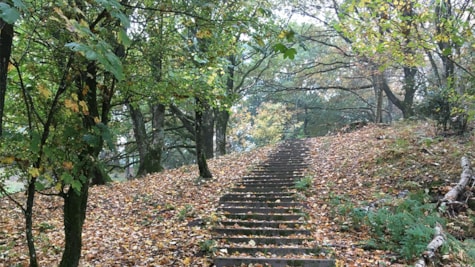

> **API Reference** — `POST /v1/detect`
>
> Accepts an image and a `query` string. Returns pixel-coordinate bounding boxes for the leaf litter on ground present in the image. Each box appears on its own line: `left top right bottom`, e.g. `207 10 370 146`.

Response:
1 121 474 266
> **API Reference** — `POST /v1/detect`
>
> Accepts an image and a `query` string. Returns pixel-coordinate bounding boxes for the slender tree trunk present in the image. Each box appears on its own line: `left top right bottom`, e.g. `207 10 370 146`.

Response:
372 68 384 123
25 177 38 267
128 101 149 176
203 106 214 159
401 66 417 118
149 102 165 171
0 19 13 136
59 175 89 267
195 97 212 178
215 109 229 156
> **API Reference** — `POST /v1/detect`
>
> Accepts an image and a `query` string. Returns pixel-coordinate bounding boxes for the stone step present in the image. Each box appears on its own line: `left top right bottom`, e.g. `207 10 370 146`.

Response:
251 171 302 174
215 236 312 246
217 246 324 257
218 220 305 229
223 213 304 221
231 187 291 193
242 175 303 180
219 207 302 214
213 227 311 236
214 257 335 267
237 181 296 187
220 201 300 208
241 177 300 182
219 194 294 202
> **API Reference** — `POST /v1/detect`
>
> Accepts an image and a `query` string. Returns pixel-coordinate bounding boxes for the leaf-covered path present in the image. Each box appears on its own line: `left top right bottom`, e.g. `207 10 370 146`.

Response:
213 140 334 266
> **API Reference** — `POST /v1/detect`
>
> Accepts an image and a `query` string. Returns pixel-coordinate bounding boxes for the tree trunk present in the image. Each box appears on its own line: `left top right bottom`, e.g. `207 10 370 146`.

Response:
215 109 230 156
414 222 446 267
25 177 38 267
401 66 417 118
438 157 473 205
372 68 384 123
59 176 89 267
149 102 165 172
84 63 110 185
128 101 149 177
0 19 13 136
195 97 212 178
203 106 214 159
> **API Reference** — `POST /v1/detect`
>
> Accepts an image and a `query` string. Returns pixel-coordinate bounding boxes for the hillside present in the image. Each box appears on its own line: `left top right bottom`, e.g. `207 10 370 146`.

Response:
1 121 474 266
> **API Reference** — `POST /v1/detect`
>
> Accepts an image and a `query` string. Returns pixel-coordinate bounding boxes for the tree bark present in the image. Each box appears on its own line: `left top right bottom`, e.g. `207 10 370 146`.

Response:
202 105 214 159
438 157 473 207
149 102 165 172
372 68 384 123
128 101 148 176
59 175 89 267
25 177 38 267
84 63 110 185
215 109 229 156
0 19 13 136
414 223 446 267
195 97 212 178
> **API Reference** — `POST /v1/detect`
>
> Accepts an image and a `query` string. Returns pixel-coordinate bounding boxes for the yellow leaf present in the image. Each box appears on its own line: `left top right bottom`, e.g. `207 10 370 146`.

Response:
1 156 15 164
62 161 73 170
82 85 89 96
94 117 101 124
28 167 40 178
71 93 78 101
182 257 192 265
38 84 52 98
8 62 14 73
65 99 79 112
278 31 286 39
55 182 62 191
79 100 89 115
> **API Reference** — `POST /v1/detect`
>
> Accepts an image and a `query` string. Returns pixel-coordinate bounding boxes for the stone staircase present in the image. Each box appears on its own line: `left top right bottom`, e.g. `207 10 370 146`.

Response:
213 140 335 267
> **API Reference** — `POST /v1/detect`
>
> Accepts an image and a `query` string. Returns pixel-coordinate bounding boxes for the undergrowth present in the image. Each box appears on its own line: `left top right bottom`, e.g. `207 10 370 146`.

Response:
331 190 475 264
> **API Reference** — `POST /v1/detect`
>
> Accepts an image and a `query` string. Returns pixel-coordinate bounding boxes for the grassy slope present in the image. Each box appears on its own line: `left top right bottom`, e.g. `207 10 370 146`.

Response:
0 121 474 266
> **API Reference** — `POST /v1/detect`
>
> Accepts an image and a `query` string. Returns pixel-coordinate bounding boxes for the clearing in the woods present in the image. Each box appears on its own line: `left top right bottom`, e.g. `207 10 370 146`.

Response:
1 121 475 266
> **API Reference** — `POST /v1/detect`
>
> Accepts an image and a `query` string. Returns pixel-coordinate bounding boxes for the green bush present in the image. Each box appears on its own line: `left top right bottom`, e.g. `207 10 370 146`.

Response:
294 176 313 191
362 192 445 260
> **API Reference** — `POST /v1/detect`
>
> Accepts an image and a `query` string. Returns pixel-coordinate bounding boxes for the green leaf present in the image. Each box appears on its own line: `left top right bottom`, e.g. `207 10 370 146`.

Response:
85 50 98 60
118 29 131 47
29 132 41 154
35 181 45 191
284 48 297 60
0 3 20 24
83 134 100 147
111 10 130 28
12 0 27 10
273 43 287 53
71 180 82 194
61 173 73 185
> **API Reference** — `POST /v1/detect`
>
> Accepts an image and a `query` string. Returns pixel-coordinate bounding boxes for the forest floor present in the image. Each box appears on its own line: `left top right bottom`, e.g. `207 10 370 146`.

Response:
1 121 475 266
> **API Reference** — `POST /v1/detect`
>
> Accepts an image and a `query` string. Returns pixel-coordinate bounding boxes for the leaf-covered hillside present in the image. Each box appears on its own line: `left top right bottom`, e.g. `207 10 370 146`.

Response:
1 121 475 266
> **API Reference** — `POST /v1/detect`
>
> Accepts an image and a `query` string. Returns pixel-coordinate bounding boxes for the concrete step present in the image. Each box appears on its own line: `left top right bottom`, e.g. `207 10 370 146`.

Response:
214 257 335 267
223 213 304 221
216 246 325 257
215 236 313 246
237 181 297 187
219 207 302 214
212 227 311 237
220 201 300 208
220 193 294 202
231 187 292 193
218 220 306 229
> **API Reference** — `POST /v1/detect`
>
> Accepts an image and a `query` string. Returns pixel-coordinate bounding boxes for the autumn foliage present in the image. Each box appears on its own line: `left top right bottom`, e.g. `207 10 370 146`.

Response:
1 121 475 266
